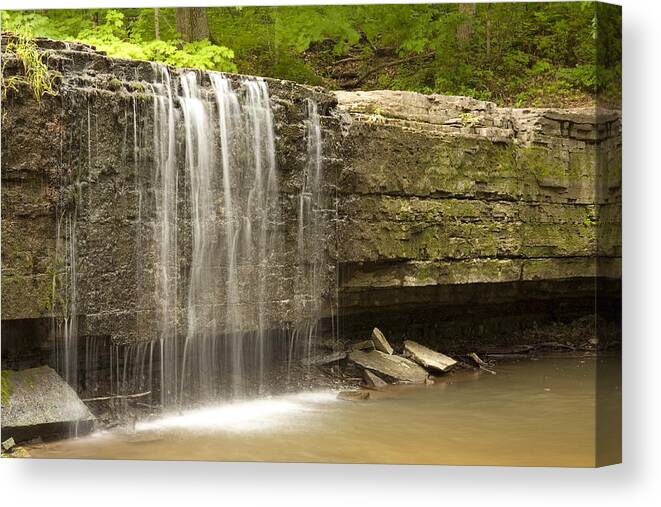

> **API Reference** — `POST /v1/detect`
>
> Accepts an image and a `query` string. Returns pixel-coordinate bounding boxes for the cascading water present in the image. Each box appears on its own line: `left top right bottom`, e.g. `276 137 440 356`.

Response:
178 71 217 403
237 78 281 395
151 64 179 406
53 64 334 412
51 91 88 434
209 74 242 397
291 99 329 366
54 212 78 392
167 72 284 403
148 67 324 407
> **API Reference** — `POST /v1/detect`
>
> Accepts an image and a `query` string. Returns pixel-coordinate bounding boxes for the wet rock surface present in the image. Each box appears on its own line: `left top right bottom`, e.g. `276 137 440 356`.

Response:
370 327 394 355
404 340 457 372
1 38 621 388
348 350 429 383
362 369 388 389
1 366 95 443
337 390 370 401
350 339 375 351
300 351 347 367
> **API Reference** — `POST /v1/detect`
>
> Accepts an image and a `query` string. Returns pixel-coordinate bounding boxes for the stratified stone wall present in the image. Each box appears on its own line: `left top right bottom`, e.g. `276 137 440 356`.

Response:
334 90 621 347
1 40 621 353
1 38 339 346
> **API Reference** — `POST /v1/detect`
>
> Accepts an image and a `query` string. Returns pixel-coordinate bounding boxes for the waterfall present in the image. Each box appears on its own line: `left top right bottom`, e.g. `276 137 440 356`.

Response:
178 71 217 403
53 65 333 410
151 64 179 406
240 78 280 395
147 68 296 406
55 212 78 392
293 99 327 365
51 91 87 434
209 74 243 397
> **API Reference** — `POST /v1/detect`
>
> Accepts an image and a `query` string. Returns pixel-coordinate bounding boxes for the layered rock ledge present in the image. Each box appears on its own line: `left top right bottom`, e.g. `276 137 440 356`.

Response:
334 89 620 349
1 39 620 361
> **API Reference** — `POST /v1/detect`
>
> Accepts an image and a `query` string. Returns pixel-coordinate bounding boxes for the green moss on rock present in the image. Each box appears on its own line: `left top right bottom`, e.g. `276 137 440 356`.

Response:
1 370 12 406
108 77 123 90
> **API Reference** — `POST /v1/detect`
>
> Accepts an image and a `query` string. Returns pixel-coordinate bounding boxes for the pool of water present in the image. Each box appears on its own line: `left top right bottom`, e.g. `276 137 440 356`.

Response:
27 354 621 466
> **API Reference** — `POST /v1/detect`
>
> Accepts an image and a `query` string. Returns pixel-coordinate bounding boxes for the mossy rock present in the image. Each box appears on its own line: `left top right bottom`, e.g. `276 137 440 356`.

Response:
1 369 12 406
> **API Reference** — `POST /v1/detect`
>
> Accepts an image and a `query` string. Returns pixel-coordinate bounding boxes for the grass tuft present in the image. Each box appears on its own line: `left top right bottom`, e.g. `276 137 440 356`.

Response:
2 31 58 103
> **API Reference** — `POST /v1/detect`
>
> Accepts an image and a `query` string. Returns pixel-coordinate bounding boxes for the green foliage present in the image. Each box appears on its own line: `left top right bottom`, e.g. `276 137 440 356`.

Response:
1 31 58 103
274 6 361 54
0 10 91 39
165 40 235 72
460 112 479 128
594 2 622 106
2 9 236 73
1 3 620 107
557 64 597 90
367 106 385 124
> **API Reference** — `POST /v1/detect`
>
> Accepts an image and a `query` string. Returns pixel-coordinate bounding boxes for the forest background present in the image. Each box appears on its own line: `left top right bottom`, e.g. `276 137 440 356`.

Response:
1 2 621 108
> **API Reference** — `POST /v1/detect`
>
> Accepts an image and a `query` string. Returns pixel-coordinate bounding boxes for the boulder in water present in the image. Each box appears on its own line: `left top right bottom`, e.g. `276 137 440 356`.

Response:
403 340 457 373
337 390 370 401
1 366 96 443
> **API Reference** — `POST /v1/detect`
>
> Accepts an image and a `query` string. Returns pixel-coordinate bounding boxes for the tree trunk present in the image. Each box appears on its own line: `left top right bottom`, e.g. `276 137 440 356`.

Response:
154 8 160 40
176 7 210 43
456 3 476 47
485 4 491 61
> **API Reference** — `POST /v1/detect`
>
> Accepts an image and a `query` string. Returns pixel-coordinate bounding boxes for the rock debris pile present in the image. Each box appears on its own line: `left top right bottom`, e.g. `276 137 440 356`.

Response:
302 327 495 401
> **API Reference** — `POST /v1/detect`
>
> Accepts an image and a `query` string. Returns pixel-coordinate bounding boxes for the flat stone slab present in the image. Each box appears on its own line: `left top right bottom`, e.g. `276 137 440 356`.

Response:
371 327 394 355
348 350 428 383
362 369 388 389
351 339 375 351
1 366 95 443
300 350 347 367
404 340 457 373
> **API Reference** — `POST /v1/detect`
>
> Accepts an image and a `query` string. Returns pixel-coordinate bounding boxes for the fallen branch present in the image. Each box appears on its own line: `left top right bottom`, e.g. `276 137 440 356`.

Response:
536 341 576 351
345 52 435 88
82 390 151 402
479 365 497 375
332 55 367 66
468 352 489 367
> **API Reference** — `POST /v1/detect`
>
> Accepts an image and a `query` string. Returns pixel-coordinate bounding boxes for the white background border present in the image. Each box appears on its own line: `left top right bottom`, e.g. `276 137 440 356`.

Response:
1 0 659 505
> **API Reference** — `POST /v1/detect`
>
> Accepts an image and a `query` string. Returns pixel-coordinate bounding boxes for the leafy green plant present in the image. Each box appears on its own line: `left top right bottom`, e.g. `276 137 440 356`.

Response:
74 11 237 72
460 112 479 127
2 10 237 73
367 106 385 124
557 64 597 91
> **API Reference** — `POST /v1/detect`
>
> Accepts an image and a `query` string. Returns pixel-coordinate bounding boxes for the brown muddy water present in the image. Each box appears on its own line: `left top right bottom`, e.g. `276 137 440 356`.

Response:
27 355 621 466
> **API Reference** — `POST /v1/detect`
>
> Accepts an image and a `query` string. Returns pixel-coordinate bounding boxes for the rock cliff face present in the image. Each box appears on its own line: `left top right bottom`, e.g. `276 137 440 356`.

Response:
1 39 621 367
2 38 339 348
334 90 621 349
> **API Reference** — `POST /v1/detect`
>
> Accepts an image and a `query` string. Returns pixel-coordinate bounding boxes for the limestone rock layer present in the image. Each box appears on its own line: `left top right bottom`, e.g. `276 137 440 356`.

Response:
1 38 621 359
